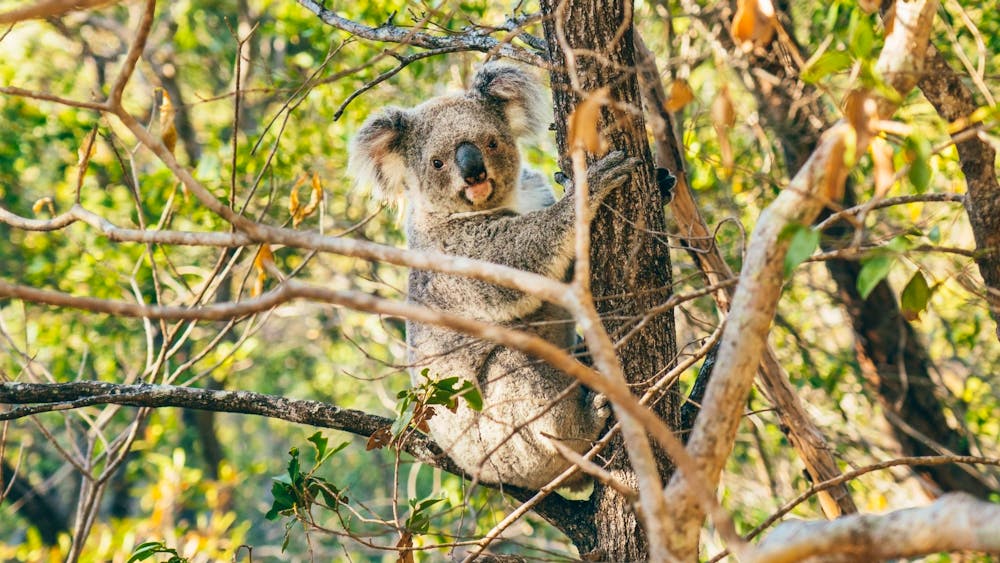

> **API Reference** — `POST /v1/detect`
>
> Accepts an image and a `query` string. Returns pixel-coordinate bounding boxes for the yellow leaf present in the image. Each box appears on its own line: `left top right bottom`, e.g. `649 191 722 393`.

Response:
31 196 54 215
947 106 991 135
665 79 694 112
567 87 611 155
304 172 323 214
711 85 736 130
289 180 301 216
77 128 98 166
252 244 274 296
159 89 177 155
712 85 736 173
254 244 274 274
289 174 311 227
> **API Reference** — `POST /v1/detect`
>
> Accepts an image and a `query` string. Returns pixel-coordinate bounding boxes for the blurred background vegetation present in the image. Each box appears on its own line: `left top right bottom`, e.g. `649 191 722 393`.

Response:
0 0 997 561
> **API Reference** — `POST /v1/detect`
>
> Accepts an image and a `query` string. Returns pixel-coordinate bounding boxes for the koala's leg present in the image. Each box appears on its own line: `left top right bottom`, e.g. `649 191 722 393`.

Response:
428 350 609 491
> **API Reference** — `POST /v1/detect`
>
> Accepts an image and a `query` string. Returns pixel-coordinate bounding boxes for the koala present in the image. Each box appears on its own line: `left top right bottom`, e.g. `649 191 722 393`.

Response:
349 62 638 491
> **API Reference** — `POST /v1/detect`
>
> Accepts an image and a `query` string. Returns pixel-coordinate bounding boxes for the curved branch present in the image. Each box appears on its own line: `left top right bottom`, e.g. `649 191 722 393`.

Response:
749 492 1000 563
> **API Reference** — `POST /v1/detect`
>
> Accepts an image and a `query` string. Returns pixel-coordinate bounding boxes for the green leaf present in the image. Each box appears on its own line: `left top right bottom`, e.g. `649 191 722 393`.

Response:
857 255 893 299
307 431 328 463
886 235 912 253
900 271 932 320
928 225 941 243
266 481 297 520
802 50 853 83
405 497 446 534
783 225 820 277
848 9 875 59
905 136 932 193
457 381 483 412
286 447 301 484
128 542 170 562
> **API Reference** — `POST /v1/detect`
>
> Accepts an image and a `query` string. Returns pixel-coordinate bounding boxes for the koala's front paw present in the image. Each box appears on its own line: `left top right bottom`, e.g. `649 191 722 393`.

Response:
587 151 641 207
591 392 612 426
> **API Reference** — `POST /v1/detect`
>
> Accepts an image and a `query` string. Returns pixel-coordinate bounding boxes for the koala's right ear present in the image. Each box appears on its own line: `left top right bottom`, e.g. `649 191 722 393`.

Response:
348 108 410 200
469 63 547 139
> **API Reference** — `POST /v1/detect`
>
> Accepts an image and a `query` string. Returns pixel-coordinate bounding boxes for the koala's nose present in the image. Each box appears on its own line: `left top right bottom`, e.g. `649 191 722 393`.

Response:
455 142 488 185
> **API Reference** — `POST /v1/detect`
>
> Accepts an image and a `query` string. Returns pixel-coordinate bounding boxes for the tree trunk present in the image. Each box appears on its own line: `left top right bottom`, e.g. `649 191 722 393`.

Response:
917 48 1000 343
540 2 678 559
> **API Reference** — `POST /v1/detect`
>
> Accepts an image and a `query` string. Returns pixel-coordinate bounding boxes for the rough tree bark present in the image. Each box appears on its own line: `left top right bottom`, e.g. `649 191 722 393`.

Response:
718 1 993 498
540 1 678 559
917 48 1000 342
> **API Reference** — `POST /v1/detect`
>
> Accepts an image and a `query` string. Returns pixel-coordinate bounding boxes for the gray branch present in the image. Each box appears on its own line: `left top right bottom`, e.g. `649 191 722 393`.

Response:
0 381 591 532
295 0 546 66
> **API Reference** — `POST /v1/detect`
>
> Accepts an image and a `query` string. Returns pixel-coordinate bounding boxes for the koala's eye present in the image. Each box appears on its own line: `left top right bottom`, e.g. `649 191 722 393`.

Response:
432 159 444 169
487 139 498 149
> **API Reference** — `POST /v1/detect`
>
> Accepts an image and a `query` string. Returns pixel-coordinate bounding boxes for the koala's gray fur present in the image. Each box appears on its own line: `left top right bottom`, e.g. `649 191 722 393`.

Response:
349 62 637 490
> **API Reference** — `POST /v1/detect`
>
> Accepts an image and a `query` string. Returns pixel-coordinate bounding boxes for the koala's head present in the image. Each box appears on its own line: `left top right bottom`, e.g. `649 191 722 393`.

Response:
349 63 547 216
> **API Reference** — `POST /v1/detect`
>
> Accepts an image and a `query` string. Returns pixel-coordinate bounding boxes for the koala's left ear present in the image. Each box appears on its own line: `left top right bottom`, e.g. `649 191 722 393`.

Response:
469 62 547 138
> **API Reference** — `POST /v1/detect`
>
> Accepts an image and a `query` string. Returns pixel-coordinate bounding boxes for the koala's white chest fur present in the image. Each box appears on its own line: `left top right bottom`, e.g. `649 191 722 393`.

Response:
349 62 631 490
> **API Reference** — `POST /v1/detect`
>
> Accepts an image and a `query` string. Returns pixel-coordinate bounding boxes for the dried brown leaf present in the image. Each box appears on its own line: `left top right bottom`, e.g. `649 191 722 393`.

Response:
396 532 414 563
159 90 177 155
665 79 695 112
712 85 736 172
366 427 392 451
568 87 611 155
303 172 324 216
732 0 776 49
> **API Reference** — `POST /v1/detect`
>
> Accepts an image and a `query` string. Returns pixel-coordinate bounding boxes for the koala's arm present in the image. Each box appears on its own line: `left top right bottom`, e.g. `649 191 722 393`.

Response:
513 167 557 214
427 152 639 322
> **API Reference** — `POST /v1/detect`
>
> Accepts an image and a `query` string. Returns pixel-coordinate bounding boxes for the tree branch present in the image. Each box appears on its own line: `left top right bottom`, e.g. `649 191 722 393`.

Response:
750 492 1000 563
294 0 546 67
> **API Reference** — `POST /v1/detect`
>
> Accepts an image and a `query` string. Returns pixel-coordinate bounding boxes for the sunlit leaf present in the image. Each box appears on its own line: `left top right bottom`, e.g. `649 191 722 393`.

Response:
159 89 177 155
665 79 694 112
568 87 611 155
801 51 853 84
900 270 932 321
857 255 893 299
732 0 776 49
782 224 820 277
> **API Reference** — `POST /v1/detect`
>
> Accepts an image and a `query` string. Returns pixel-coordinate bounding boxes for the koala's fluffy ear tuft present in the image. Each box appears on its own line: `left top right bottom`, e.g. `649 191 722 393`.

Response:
469 62 547 138
348 107 410 201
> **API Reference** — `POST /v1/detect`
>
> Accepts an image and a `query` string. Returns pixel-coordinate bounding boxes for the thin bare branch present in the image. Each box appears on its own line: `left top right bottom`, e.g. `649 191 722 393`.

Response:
294 0 545 67
0 0 115 24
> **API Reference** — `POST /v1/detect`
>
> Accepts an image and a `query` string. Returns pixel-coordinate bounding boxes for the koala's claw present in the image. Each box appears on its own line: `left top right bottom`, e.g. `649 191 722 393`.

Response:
554 171 572 189
588 152 640 205
591 392 612 424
